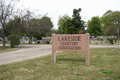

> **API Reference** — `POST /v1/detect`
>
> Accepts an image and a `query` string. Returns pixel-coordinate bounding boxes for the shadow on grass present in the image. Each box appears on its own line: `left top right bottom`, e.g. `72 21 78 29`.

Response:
57 58 85 62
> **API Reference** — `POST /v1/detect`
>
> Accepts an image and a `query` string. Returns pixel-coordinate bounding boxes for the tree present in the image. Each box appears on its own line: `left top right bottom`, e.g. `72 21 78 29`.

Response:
33 34 42 40
112 11 120 38
8 34 20 48
101 10 113 36
71 8 85 34
106 25 117 37
7 16 22 34
0 0 18 47
33 16 53 39
21 10 53 44
21 10 40 44
101 10 120 36
65 18 73 34
101 10 113 29
108 11 120 37
112 11 120 27
57 14 72 34
57 8 85 34
38 16 53 35
52 29 59 34
87 16 102 37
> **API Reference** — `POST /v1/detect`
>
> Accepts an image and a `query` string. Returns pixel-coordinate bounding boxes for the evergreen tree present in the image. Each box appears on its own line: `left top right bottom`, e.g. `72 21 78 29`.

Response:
57 8 85 34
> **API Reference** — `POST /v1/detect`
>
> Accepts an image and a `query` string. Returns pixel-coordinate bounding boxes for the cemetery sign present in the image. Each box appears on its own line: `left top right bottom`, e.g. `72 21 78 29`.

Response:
52 33 90 66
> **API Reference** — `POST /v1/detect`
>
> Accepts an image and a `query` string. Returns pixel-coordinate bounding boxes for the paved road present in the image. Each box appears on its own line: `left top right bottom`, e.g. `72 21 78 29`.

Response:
90 45 118 48
0 44 118 65
0 45 52 65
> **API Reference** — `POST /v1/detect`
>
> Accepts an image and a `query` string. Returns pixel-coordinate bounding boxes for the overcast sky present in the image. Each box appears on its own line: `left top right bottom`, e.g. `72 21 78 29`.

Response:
19 0 120 29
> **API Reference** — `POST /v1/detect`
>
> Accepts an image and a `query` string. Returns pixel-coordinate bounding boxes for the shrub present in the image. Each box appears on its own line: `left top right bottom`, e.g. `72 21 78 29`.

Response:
8 34 20 48
108 39 117 44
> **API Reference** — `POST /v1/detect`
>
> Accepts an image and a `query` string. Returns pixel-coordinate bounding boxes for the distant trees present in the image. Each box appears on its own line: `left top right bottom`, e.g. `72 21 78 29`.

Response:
39 16 53 35
57 9 120 37
101 10 113 30
106 24 117 36
23 15 53 44
57 8 85 34
0 0 19 47
58 14 72 34
101 10 120 37
7 16 22 35
6 10 53 44
32 16 53 40
0 0 53 46
87 16 102 37
86 10 120 38
21 10 38 44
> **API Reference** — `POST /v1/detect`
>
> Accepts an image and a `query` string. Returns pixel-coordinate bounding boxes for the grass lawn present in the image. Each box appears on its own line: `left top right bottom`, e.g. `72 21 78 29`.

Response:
0 48 120 80
0 46 19 53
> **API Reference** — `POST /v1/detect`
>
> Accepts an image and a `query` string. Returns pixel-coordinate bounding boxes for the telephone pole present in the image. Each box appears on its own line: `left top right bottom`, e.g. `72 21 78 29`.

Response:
117 21 119 49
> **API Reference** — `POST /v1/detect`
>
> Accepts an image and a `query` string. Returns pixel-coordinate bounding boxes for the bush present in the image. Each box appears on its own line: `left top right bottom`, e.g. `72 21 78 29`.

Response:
8 34 20 48
33 34 42 40
108 39 117 44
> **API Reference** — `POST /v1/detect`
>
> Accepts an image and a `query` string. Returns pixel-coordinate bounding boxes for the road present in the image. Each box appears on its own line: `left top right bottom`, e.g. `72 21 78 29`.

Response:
90 45 118 48
0 44 118 65
0 45 52 65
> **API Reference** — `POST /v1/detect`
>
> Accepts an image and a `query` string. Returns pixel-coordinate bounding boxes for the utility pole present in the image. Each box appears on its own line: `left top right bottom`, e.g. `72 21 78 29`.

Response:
118 21 119 49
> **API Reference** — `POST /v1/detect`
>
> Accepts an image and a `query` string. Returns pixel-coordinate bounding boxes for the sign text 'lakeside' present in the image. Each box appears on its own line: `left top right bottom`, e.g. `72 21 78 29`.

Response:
58 36 81 41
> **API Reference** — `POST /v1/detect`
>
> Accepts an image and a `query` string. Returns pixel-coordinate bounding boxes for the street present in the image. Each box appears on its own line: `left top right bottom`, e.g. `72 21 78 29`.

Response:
0 44 118 65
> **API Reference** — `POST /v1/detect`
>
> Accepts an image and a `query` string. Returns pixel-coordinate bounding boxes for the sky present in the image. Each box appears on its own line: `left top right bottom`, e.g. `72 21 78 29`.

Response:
18 0 120 29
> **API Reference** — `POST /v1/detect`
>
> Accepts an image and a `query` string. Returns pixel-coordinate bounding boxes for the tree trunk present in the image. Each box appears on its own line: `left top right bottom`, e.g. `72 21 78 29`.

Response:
95 36 96 38
30 36 32 44
3 36 5 47
2 24 6 47
11 42 14 48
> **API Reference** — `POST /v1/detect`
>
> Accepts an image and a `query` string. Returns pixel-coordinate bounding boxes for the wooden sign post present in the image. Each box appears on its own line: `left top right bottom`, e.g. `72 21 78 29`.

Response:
52 33 90 66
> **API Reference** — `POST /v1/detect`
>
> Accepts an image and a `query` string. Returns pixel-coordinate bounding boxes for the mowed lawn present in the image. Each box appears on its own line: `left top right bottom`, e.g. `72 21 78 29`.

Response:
0 48 120 80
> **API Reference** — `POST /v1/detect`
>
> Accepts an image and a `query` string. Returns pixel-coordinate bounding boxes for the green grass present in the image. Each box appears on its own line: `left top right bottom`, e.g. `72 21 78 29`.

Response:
0 48 120 80
0 46 19 53
116 39 120 45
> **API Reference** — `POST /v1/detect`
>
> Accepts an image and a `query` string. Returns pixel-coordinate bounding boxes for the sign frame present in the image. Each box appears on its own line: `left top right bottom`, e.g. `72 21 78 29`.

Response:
52 33 90 66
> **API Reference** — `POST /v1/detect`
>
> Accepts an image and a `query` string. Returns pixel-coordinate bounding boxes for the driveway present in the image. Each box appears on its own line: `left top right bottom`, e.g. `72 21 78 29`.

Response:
0 45 52 65
0 44 118 65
